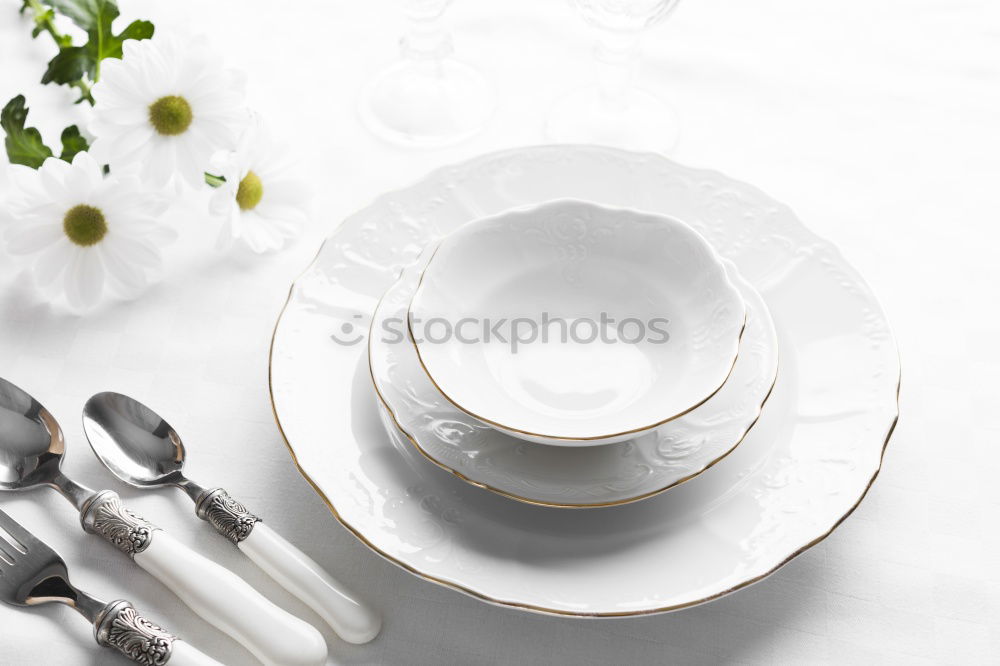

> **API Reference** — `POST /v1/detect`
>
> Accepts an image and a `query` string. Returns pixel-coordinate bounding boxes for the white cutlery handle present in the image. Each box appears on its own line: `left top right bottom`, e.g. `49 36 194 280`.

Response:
94 600 223 666
82 492 328 666
170 641 224 666
240 523 382 644
196 488 381 644
136 534 328 666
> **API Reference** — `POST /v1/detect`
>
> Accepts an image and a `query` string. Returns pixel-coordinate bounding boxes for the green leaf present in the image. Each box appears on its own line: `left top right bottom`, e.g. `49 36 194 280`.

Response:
58 124 88 162
204 173 227 188
41 46 90 84
115 19 154 46
40 0 110 32
1 95 54 168
39 0 154 83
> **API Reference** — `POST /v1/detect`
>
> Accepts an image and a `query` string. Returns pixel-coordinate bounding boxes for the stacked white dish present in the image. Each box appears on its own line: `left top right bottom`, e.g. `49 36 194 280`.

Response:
371 200 776 507
270 145 899 616
406 201 747 447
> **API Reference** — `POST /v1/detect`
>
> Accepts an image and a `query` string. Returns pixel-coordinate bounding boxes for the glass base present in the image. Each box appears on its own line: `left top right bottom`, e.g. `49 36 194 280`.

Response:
544 86 679 153
359 58 494 148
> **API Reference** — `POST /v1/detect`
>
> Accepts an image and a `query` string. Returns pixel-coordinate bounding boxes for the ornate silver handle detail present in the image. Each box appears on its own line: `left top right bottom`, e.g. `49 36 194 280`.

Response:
95 600 176 665
81 491 160 557
195 488 261 544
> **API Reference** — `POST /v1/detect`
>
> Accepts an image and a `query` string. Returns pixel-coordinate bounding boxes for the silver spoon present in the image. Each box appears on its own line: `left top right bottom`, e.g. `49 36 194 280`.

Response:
82 391 381 645
0 377 327 666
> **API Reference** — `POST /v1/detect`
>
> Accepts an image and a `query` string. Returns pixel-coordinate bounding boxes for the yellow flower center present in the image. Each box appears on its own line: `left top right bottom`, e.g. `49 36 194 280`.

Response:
148 95 193 136
63 204 107 246
236 171 264 210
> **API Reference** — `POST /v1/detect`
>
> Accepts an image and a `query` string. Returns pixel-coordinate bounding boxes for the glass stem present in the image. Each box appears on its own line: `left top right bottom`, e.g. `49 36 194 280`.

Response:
594 29 642 113
400 1 454 63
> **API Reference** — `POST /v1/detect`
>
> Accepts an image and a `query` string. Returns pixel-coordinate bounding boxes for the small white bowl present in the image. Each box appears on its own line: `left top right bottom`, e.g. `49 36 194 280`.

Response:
408 200 745 446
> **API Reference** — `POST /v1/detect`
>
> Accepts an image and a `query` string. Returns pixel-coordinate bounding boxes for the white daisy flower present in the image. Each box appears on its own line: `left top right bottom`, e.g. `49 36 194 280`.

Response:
89 33 248 188
2 152 176 312
209 119 309 253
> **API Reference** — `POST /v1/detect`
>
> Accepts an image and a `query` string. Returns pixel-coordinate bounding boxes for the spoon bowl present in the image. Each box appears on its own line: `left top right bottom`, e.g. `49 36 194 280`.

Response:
82 392 187 489
0 377 67 492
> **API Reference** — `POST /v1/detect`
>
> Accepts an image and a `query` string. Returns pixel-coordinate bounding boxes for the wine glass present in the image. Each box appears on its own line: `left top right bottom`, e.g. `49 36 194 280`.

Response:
545 0 682 152
359 0 495 147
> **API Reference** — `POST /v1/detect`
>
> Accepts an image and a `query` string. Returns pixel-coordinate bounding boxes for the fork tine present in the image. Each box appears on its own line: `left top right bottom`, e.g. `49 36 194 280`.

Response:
0 510 72 609
0 511 34 559
0 530 18 563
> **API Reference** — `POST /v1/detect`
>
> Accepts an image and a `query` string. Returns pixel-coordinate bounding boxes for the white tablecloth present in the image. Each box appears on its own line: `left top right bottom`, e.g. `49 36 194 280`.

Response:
1 0 997 664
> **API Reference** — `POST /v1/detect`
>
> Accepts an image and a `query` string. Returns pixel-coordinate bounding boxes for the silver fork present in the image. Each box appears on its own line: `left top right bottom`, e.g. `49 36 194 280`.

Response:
0 509 222 665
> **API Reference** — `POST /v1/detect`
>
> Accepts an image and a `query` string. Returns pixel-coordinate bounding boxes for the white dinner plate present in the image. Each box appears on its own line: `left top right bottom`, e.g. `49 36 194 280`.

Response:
408 200 746 445
371 248 778 507
270 145 899 616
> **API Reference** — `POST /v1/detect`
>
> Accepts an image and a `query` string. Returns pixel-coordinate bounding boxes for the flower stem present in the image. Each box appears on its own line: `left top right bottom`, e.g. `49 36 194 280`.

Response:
22 0 95 104
24 0 70 47
72 80 94 105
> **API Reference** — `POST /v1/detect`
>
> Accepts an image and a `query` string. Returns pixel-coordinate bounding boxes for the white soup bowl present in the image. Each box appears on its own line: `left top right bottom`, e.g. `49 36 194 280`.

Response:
408 199 745 446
